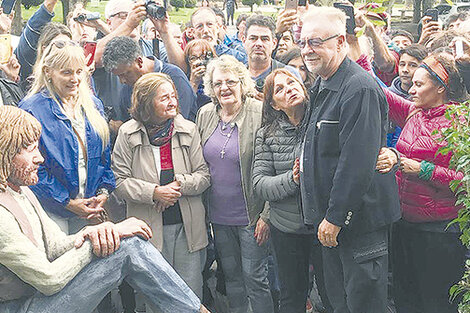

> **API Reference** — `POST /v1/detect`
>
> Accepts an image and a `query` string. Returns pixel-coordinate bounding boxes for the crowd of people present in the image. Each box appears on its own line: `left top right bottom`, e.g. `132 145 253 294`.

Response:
1 0 470 312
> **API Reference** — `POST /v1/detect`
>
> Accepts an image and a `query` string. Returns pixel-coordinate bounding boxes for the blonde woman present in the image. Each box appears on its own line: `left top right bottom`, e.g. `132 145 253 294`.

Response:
19 40 115 234
112 73 210 301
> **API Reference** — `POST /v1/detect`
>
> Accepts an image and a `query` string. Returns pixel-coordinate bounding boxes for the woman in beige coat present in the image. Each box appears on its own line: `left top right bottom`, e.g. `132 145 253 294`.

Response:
112 73 210 301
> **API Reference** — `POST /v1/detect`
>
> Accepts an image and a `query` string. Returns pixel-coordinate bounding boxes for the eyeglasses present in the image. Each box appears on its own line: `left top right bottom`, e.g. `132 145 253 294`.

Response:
297 34 340 49
109 11 128 19
188 52 214 63
212 80 240 89
50 40 79 49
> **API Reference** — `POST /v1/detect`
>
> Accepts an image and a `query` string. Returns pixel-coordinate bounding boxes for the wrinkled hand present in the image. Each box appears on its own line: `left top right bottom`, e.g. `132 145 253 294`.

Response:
125 1 147 30
254 90 264 102
376 147 398 174
66 198 105 220
74 221 121 257
293 157 300 185
0 54 20 82
450 37 470 63
254 218 270 246
153 181 181 206
276 9 297 35
400 157 421 174
418 16 441 45
318 218 341 247
0 8 13 34
116 217 153 240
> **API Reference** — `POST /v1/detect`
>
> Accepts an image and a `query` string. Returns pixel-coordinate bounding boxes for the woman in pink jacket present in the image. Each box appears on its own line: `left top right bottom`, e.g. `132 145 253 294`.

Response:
380 53 468 313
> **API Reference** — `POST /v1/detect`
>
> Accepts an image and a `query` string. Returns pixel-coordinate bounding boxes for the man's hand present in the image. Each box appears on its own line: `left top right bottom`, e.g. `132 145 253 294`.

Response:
0 8 13 34
74 222 121 257
317 218 341 247
66 198 105 220
418 16 441 45
400 157 421 175
376 147 398 174
0 54 20 82
150 13 170 35
189 64 205 89
275 9 297 35
450 37 470 63
116 217 153 240
254 218 270 246
125 1 147 30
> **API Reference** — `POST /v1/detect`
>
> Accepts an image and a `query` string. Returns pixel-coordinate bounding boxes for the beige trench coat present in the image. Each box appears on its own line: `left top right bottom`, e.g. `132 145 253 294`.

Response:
112 115 210 253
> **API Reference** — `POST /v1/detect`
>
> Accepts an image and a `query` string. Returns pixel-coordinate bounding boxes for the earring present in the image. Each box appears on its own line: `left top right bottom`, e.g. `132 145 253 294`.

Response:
47 78 52 83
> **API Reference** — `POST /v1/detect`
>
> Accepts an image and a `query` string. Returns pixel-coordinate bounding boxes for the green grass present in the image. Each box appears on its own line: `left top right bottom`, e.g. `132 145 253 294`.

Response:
21 1 278 25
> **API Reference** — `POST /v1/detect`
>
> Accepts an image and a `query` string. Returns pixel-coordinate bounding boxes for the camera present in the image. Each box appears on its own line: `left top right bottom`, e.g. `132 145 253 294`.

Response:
146 1 166 20
73 12 101 23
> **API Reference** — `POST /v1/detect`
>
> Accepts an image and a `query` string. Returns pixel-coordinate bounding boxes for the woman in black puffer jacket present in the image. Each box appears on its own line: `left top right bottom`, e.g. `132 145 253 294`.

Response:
252 68 330 313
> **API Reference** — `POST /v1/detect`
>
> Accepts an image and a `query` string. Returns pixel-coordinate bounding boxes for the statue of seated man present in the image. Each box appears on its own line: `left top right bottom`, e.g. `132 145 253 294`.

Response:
0 106 210 313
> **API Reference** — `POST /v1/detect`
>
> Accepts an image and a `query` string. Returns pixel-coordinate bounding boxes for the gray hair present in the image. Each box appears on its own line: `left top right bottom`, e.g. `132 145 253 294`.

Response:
245 14 276 37
102 36 142 72
203 54 255 104
302 7 347 37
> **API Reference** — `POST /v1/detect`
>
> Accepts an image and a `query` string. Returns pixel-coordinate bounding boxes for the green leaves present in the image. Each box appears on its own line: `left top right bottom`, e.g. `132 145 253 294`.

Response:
438 101 470 311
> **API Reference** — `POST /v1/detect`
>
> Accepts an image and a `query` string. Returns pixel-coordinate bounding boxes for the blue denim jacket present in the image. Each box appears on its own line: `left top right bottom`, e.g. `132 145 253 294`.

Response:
19 91 116 218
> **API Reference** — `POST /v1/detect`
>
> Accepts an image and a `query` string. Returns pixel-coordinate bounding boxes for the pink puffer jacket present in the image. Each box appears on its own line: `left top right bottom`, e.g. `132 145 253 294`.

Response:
385 90 463 222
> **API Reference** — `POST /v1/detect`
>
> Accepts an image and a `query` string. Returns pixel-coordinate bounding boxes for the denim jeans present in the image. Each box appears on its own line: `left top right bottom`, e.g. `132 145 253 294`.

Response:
0 237 201 313
212 224 273 313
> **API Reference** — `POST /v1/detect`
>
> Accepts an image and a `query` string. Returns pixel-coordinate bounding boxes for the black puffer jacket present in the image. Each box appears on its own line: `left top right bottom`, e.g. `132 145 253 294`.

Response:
253 118 310 234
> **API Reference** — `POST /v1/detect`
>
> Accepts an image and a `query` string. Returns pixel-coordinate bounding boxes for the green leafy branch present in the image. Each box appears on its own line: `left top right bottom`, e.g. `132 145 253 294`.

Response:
437 101 470 310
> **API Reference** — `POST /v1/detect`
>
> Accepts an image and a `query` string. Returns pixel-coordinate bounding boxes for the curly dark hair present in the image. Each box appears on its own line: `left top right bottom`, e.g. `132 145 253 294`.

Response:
245 14 276 37
102 36 142 72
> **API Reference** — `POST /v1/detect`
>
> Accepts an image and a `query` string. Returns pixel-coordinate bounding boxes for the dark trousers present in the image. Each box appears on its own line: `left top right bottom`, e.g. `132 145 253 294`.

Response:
392 222 466 313
322 227 389 313
271 226 313 313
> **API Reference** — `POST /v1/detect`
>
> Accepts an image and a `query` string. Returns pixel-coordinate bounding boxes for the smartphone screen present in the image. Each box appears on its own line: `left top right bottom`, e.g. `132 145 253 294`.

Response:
285 0 297 10
83 41 97 67
1 0 16 15
0 34 11 64
333 3 356 34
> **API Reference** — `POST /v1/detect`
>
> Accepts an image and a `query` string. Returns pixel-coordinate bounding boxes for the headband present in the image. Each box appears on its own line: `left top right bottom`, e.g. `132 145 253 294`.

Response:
420 56 449 89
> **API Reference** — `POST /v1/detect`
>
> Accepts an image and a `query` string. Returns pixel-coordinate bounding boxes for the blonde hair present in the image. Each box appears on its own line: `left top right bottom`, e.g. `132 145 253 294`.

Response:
130 72 178 125
0 106 42 192
203 54 255 104
28 42 109 148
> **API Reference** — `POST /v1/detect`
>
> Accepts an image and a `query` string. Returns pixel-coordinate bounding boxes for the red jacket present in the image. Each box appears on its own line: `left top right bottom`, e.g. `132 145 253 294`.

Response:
385 90 463 222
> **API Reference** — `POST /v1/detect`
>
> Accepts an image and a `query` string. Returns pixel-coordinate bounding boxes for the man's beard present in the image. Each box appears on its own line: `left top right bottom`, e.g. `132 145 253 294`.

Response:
8 162 39 187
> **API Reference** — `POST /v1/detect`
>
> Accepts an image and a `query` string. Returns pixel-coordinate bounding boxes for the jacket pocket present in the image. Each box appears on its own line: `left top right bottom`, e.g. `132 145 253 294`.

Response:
352 240 388 264
315 120 340 156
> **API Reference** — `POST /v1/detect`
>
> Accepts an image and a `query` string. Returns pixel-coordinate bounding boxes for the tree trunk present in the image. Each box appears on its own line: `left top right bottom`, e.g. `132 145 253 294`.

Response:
11 0 22 36
61 0 69 23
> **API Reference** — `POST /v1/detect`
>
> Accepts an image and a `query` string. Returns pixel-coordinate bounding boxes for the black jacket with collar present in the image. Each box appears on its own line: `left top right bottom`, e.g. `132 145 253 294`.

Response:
300 57 400 234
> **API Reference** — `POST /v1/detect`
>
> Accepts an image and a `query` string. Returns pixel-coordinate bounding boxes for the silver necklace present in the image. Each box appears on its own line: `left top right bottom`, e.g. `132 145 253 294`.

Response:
219 121 236 159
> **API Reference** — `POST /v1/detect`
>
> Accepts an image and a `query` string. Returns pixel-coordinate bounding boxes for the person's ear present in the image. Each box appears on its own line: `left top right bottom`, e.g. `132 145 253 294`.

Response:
136 56 143 68
43 66 51 80
437 85 446 94
337 34 346 51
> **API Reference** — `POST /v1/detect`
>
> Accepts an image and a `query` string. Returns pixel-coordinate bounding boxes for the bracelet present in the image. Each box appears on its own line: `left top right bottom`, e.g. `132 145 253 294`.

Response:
418 160 435 181
96 188 109 197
